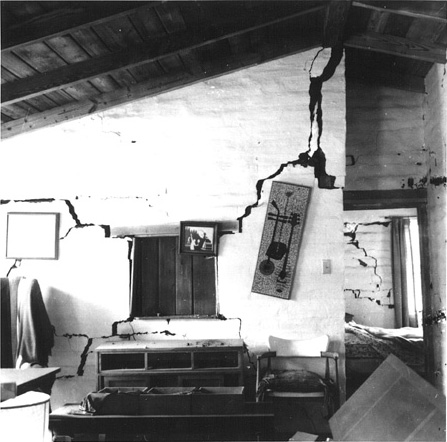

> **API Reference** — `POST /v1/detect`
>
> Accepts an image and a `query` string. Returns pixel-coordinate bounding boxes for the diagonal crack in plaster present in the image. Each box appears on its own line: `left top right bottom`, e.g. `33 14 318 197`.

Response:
344 221 392 304
61 199 110 239
237 45 343 232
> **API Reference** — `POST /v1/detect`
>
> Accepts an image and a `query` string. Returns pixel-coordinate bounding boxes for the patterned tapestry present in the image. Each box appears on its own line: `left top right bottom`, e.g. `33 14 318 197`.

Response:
252 181 311 299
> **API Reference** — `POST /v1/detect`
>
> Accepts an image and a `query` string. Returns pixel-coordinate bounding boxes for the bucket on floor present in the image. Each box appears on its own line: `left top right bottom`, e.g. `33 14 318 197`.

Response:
0 391 51 442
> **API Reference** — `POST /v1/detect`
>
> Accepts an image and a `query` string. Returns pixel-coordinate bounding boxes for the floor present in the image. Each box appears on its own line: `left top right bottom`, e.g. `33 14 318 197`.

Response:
51 398 333 441
52 401 332 441
272 398 332 441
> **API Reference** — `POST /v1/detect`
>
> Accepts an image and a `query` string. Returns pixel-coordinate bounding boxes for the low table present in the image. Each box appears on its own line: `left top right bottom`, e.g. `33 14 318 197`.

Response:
50 402 274 441
1 367 60 397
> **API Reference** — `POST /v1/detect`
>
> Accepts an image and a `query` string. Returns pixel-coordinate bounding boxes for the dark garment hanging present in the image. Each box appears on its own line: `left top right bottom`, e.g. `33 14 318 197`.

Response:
16 278 54 367
1 277 54 368
1 277 13 368
1 276 20 368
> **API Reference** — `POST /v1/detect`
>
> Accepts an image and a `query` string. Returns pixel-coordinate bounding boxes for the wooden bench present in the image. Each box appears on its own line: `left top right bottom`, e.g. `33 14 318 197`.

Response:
50 402 274 441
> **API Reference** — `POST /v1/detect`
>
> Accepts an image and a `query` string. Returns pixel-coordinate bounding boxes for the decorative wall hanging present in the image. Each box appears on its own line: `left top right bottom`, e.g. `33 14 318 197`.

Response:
6 212 60 259
179 221 218 256
252 182 311 299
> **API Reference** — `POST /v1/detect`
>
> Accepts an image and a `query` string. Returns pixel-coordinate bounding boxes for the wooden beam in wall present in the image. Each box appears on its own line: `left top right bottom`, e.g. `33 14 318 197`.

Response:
1 5 325 106
343 189 428 211
352 1 447 23
344 31 447 64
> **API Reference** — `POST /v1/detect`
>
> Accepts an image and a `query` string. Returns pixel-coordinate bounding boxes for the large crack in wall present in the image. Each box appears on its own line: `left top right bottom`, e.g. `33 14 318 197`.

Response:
1 47 345 382
344 221 393 308
2 197 251 380
58 327 174 377
238 45 343 232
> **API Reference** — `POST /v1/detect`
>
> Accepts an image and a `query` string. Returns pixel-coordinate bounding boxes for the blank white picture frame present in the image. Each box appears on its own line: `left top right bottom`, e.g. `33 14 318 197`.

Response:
6 212 59 259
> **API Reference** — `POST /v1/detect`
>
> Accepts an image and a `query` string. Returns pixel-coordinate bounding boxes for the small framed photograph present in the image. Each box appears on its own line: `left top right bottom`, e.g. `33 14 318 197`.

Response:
6 212 60 260
179 221 218 256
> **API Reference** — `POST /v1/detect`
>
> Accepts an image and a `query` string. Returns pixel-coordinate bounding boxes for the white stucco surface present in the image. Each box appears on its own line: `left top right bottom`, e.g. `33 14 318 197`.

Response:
0 49 346 408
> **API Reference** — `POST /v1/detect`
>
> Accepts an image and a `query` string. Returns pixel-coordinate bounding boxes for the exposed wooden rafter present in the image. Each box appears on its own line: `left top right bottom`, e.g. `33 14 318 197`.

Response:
345 31 446 63
1 2 158 53
323 0 352 47
1 1 445 139
1 27 321 139
1 5 325 106
352 1 447 23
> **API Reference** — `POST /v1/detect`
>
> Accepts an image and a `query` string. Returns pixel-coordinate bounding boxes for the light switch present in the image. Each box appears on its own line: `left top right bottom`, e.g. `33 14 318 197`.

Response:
322 259 331 274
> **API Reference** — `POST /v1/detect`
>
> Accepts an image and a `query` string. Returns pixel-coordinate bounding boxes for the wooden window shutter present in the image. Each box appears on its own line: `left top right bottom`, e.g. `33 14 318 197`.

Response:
131 237 216 317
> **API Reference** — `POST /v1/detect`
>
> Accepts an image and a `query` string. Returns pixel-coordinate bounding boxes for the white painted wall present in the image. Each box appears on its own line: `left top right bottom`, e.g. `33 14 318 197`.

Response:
0 49 346 408
345 81 426 191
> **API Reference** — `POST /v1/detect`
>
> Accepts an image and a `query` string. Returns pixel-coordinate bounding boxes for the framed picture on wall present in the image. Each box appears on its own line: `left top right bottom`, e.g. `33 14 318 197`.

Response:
6 212 60 259
179 221 218 256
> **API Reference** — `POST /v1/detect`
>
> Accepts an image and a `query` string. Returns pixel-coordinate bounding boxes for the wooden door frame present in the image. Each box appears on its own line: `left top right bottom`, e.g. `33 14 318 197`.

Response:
343 189 431 377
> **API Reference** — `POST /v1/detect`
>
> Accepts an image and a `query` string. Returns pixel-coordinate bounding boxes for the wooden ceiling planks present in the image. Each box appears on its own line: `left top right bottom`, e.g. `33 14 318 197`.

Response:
93 15 145 51
344 31 446 63
1 3 326 107
352 1 447 22
1 1 446 139
367 9 391 34
1 1 156 52
347 0 446 63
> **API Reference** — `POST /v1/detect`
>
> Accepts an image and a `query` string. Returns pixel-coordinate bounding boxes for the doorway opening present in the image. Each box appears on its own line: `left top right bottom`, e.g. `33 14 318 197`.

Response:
342 189 428 397
343 209 423 329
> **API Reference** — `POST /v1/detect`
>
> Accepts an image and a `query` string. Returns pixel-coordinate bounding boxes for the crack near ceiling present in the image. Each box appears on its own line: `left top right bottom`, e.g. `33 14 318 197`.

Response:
237 45 343 233
0 197 111 238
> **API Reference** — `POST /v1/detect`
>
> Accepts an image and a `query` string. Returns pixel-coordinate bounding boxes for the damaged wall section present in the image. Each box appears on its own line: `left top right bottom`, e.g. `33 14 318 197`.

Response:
343 208 418 328
0 49 346 409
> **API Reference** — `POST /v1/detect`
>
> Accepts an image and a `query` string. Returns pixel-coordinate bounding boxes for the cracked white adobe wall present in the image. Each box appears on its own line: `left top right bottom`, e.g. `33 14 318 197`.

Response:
343 207 418 328
345 80 426 191
0 48 346 408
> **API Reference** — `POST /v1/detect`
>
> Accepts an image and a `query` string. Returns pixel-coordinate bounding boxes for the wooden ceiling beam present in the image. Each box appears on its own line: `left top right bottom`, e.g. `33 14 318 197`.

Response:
1 2 158 53
352 1 447 23
1 35 320 139
1 5 325 106
344 189 427 211
323 0 352 47
344 31 447 63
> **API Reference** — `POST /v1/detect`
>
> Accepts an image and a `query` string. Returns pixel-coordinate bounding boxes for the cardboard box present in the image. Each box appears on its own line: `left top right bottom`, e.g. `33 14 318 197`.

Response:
88 386 245 416
93 388 140 415
190 386 245 415
139 386 245 415
289 430 319 441
138 387 192 415
329 354 446 441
